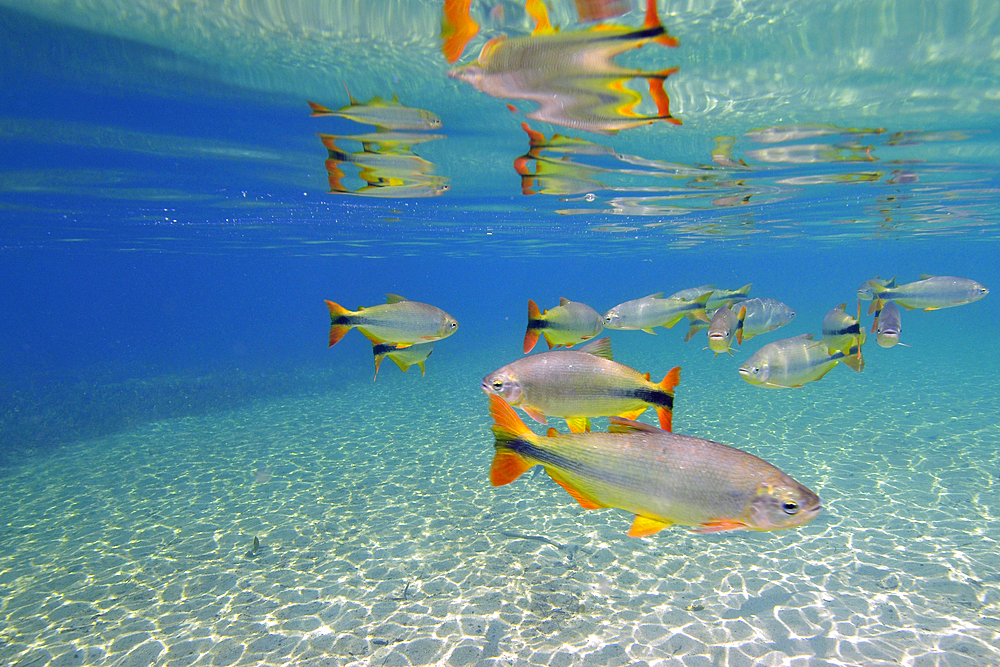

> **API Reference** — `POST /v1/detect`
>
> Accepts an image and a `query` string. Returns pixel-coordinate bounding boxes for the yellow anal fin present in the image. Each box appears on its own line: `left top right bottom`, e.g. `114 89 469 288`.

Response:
628 515 673 537
546 469 605 510
566 417 591 433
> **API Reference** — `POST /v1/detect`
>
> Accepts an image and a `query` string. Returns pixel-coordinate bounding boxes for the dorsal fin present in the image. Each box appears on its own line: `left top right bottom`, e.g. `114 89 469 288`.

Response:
578 337 612 360
644 292 665 299
608 417 664 434
385 294 407 304
558 297 571 306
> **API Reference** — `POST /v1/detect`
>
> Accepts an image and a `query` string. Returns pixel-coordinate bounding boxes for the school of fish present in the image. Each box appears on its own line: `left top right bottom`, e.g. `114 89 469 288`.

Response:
325 274 986 538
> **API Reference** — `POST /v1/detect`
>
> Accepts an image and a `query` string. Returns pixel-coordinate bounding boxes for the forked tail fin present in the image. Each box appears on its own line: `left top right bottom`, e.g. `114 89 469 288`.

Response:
325 300 354 347
488 395 538 486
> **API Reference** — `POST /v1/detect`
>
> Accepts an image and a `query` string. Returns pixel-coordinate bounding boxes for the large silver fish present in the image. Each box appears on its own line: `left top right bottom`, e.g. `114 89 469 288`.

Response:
487 395 822 536
867 275 988 312
739 334 863 388
482 338 680 433
325 295 458 347
740 298 796 340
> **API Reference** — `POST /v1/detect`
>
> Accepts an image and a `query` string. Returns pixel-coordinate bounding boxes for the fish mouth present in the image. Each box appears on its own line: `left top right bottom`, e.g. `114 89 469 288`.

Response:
737 367 752 378
479 380 492 396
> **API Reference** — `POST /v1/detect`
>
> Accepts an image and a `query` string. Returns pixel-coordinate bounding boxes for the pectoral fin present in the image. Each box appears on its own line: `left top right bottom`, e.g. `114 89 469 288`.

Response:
522 406 548 425
691 520 747 534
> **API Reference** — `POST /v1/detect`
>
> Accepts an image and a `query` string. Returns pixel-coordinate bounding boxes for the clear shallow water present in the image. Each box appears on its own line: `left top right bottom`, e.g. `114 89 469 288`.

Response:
2 1 1000 666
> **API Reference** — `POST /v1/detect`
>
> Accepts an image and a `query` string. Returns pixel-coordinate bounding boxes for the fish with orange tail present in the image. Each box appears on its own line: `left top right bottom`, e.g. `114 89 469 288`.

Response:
325 295 458 348
523 297 604 352
483 337 679 433
486 394 822 536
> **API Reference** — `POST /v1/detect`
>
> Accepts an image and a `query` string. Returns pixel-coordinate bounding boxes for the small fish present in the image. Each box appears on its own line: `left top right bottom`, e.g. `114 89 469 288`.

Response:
603 292 712 333
821 303 865 357
373 341 434 381
706 305 747 356
739 298 796 341
486 394 822 536
325 295 458 347
704 283 753 311
246 536 260 558
872 300 906 348
738 334 863 389
667 284 715 301
524 297 604 353
866 275 989 312
857 276 892 300
308 92 442 131
482 337 680 432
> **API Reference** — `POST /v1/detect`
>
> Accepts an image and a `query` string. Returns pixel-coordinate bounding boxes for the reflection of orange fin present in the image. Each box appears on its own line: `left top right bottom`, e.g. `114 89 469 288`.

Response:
524 299 544 353
641 0 679 47
648 75 682 126
441 0 480 63
326 163 350 193
526 0 555 35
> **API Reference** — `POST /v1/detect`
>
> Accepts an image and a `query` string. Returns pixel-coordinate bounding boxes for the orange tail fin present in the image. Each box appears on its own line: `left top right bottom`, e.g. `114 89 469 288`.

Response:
325 300 354 347
308 100 334 117
654 366 681 432
488 395 538 486
523 299 544 353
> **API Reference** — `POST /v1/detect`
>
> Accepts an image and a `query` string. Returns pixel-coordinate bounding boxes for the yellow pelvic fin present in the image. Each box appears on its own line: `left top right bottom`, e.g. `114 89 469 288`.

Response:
628 515 673 537
565 416 591 433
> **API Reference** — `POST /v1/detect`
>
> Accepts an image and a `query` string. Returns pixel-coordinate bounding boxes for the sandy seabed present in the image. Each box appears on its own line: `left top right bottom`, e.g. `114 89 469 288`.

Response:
1 347 999 667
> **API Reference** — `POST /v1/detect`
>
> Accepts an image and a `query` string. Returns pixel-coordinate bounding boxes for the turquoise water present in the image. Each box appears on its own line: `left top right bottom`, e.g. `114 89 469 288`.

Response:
2 1 999 665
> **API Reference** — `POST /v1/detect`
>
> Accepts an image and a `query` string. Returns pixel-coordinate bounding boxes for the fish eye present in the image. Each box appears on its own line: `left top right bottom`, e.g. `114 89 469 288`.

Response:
492 380 504 392
781 500 799 515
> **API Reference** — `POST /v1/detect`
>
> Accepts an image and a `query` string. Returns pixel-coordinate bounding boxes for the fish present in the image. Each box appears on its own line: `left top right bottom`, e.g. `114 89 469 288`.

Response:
866 275 989 312
603 292 712 333
706 305 747 356
871 300 906 348
821 303 865 357
325 295 458 347
308 91 442 131
482 337 680 432
739 298 796 341
857 276 892 300
447 0 681 135
372 341 434 381
704 283 753 311
524 297 604 352
487 394 822 536
738 334 863 389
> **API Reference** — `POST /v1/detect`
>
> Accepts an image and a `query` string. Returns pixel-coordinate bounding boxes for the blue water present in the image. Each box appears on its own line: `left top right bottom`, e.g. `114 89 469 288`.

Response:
2 1 1000 666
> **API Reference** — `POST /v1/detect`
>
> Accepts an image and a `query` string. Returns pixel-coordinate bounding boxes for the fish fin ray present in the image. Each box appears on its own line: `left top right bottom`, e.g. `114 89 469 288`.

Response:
578 337 613 360
628 515 673 537
546 470 605 510
692 520 748 534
